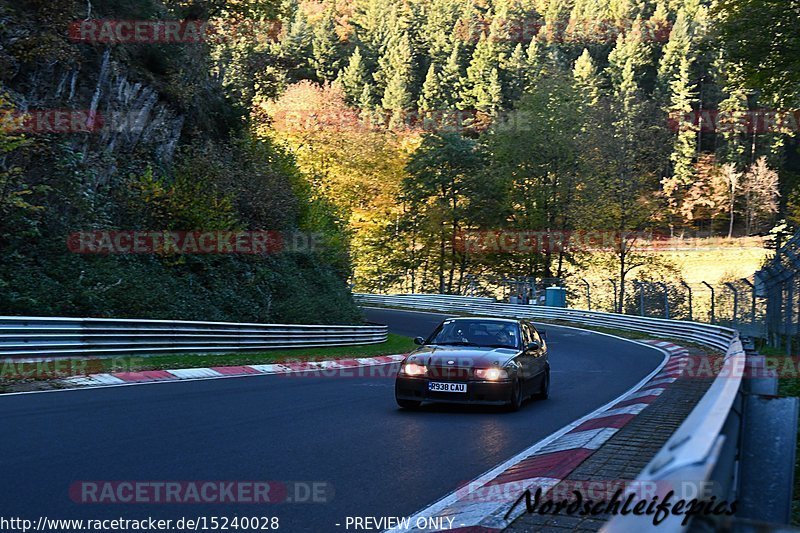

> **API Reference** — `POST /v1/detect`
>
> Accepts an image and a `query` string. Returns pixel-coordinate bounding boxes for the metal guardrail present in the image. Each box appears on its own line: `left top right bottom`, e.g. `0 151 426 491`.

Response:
356 294 736 351
353 293 782 531
0 316 388 357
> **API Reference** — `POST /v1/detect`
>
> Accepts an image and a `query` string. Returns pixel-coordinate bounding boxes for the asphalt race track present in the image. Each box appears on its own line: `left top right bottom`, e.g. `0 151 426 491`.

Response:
0 308 663 532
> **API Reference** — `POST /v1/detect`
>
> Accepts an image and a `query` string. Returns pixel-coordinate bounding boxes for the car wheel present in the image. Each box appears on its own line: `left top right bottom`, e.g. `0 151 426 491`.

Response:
534 368 550 400
397 399 422 410
507 379 523 412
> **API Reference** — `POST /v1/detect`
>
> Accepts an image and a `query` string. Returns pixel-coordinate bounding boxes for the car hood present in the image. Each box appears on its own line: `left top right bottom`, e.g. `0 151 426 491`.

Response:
405 345 518 368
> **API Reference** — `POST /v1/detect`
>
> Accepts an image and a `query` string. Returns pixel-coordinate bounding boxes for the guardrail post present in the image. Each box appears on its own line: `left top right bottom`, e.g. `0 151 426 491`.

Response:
581 278 591 310
702 281 715 323
681 280 693 321
657 281 670 319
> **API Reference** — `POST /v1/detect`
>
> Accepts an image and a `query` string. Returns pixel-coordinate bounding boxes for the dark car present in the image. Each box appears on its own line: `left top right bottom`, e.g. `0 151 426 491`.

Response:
395 317 549 411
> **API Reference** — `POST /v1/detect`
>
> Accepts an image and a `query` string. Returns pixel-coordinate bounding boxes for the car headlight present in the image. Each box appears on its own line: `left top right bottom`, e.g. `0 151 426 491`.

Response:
400 362 428 376
475 368 509 381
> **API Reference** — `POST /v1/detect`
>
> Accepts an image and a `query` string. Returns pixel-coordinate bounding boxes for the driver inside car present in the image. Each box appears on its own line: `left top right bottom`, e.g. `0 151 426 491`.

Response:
495 326 517 348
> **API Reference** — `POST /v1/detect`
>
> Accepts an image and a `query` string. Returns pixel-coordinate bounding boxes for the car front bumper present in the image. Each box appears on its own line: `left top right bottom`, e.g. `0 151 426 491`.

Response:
395 376 514 405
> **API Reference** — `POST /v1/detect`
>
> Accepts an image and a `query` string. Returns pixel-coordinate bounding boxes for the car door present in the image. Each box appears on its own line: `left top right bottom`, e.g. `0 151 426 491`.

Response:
519 322 540 394
525 322 547 389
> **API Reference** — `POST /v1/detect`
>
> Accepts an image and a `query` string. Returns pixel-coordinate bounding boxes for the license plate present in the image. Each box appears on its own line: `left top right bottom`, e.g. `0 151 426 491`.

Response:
428 382 467 393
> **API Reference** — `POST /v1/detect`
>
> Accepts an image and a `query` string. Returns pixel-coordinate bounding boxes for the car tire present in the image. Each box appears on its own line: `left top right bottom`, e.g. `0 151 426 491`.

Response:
396 399 422 410
507 379 523 412
534 368 550 400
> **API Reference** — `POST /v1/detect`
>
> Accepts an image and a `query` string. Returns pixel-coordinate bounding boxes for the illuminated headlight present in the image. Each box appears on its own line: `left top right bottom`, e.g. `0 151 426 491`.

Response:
475 368 509 381
400 362 428 376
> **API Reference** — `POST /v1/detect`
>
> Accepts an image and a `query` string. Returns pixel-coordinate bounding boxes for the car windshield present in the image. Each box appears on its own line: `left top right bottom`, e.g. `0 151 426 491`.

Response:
427 320 520 349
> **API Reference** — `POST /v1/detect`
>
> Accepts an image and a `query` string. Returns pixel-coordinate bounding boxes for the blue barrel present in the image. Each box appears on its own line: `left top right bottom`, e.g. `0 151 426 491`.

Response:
545 287 567 308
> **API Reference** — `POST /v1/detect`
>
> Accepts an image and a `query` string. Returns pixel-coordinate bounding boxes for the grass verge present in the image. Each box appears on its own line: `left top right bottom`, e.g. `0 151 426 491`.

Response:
0 334 415 388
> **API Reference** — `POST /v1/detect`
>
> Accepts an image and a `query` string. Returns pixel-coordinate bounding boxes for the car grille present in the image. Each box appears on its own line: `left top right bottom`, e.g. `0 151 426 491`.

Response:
427 366 471 380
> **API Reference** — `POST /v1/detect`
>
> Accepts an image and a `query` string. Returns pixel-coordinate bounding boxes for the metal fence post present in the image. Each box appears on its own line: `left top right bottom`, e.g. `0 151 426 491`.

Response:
657 281 670 319
681 281 693 321
724 282 739 325
581 278 591 310
702 281 715 323
634 281 645 317
786 276 794 355
740 278 756 327
609 279 618 313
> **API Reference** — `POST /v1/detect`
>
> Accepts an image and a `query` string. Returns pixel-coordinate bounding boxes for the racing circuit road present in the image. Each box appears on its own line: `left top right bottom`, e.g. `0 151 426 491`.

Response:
0 309 663 532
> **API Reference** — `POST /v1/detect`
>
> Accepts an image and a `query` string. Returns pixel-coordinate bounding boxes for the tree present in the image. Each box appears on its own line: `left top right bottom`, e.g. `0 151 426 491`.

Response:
720 163 741 237
461 17 510 111
473 67 503 116
379 32 415 126
572 48 601 107
581 53 668 312
338 47 370 104
741 157 780 234
504 43 529 102
656 9 693 102
661 54 698 224
418 63 445 111
714 0 800 103
403 133 486 293
439 43 463 108
677 155 730 232
311 10 342 82
279 8 314 80
484 73 584 279
606 23 651 92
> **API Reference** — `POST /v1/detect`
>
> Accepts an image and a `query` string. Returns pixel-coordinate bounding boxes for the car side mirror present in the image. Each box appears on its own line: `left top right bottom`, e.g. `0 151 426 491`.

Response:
414 336 425 346
526 341 540 352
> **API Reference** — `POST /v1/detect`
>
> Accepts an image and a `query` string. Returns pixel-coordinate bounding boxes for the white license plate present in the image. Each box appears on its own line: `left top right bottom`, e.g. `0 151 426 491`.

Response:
428 382 467 393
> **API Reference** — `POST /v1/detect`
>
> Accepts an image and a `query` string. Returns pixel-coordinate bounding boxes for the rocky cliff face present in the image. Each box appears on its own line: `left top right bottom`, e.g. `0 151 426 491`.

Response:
0 8 185 181
3 39 185 183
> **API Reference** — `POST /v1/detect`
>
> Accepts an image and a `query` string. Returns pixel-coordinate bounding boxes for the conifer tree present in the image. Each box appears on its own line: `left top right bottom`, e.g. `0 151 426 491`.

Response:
439 43 463 108
661 54 698 214
381 34 415 127
656 9 693 102
338 47 370 104
418 63 445 111
463 31 501 109
572 48 601 106
312 10 342 82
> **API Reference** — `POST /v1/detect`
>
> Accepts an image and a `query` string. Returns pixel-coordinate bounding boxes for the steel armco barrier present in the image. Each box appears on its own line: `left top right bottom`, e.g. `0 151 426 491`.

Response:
0 317 388 357
354 293 793 530
355 294 735 351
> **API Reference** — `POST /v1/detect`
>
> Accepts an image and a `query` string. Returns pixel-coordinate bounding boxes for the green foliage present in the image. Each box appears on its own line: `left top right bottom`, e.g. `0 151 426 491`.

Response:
338 47 370 104
0 242 361 324
0 1 361 325
713 0 800 104
312 9 342 82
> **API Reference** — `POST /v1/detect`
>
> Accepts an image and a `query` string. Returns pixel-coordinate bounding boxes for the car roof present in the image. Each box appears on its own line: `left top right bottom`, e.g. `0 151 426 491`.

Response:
444 317 520 324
